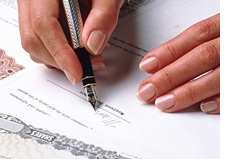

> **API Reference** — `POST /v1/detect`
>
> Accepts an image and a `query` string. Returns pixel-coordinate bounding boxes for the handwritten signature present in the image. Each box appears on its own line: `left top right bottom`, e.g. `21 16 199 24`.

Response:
95 111 121 128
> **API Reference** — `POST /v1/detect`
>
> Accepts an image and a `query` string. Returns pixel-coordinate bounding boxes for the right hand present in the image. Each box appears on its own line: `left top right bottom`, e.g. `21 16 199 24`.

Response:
17 0 124 85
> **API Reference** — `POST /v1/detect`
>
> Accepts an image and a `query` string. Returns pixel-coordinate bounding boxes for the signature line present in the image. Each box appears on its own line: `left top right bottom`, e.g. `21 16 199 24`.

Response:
46 79 131 124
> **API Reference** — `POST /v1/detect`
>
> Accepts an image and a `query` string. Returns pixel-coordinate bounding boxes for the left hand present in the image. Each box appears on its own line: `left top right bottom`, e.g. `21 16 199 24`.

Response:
137 14 220 114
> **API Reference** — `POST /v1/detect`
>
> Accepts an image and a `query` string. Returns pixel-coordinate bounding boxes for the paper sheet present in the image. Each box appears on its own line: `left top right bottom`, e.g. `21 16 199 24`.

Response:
0 0 220 158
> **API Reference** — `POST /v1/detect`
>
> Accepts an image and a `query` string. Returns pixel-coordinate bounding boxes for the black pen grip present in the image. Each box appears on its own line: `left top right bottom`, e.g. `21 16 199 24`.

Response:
74 48 96 86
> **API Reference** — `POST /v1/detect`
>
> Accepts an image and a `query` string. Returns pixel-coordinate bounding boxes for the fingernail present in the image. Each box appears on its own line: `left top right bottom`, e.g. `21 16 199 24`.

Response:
137 83 156 102
64 70 76 86
200 101 218 113
139 57 159 72
92 62 105 70
87 30 106 55
155 94 175 111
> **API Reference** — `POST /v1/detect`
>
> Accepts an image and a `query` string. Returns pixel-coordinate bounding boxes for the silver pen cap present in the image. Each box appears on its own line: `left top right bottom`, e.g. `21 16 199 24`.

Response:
62 0 83 49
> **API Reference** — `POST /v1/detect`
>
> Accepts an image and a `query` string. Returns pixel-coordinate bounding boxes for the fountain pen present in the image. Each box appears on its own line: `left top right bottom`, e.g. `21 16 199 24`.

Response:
62 0 98 110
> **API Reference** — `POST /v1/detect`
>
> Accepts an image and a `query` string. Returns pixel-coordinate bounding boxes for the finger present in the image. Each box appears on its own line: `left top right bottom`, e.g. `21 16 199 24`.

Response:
137 37 220 103
45 64 55 69
90 55 105 71
29 55 43 64
31 0 82 84
29 55 57 68
17 0 58 68
155 67 220 112
139 13 220 73
200 95 220 114
81 0 124 55
30 55 56 69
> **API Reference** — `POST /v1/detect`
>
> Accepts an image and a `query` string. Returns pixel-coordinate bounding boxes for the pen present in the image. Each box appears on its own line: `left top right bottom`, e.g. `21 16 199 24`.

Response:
62 0 98 110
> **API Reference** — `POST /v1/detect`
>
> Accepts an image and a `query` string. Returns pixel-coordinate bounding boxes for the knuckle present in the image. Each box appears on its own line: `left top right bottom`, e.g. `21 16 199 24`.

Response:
198 41 220 68
21 34 36 53
161 68 175 87
185 83 197 102
32 15 57 35
31 14 45 32
192 21 212 42
164 42 179 60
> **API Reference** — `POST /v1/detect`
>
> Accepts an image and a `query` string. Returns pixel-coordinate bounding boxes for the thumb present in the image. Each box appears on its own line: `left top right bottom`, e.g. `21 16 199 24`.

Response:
81 0 124 55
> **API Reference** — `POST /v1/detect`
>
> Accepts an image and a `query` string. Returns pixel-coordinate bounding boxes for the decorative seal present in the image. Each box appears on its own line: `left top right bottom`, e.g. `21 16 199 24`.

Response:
0 48 24 80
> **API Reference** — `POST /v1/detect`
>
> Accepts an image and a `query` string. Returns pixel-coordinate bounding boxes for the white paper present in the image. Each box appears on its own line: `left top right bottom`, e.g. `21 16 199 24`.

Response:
0 0 220 158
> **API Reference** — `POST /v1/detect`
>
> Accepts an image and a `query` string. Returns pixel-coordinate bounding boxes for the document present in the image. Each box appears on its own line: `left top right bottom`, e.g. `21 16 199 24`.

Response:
0 0 220 158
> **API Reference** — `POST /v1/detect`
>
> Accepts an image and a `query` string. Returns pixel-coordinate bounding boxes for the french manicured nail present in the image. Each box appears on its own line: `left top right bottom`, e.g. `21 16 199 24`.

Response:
87 30 106 55
155 94 175 111
64 70 76 86
92 62 105 70
137 83 156 102
200 101 218 113
139 57 159 72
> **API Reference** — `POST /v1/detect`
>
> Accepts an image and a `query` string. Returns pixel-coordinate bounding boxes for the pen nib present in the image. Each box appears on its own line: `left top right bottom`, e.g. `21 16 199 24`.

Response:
85 85 98 110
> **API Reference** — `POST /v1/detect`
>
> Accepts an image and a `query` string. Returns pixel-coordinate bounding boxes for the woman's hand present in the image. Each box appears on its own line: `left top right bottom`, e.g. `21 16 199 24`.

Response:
137 14 220 114
17 0 124 85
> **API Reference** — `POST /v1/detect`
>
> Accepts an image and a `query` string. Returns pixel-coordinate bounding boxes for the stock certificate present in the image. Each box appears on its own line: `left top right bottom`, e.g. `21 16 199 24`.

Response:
0 0 220 158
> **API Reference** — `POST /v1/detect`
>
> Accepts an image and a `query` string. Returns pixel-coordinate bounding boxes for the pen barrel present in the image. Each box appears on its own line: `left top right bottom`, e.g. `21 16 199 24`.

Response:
62 0 83 48
74 48 96 87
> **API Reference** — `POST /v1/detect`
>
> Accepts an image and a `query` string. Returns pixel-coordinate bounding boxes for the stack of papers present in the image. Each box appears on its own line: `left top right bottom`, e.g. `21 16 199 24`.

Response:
0 0 220 159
